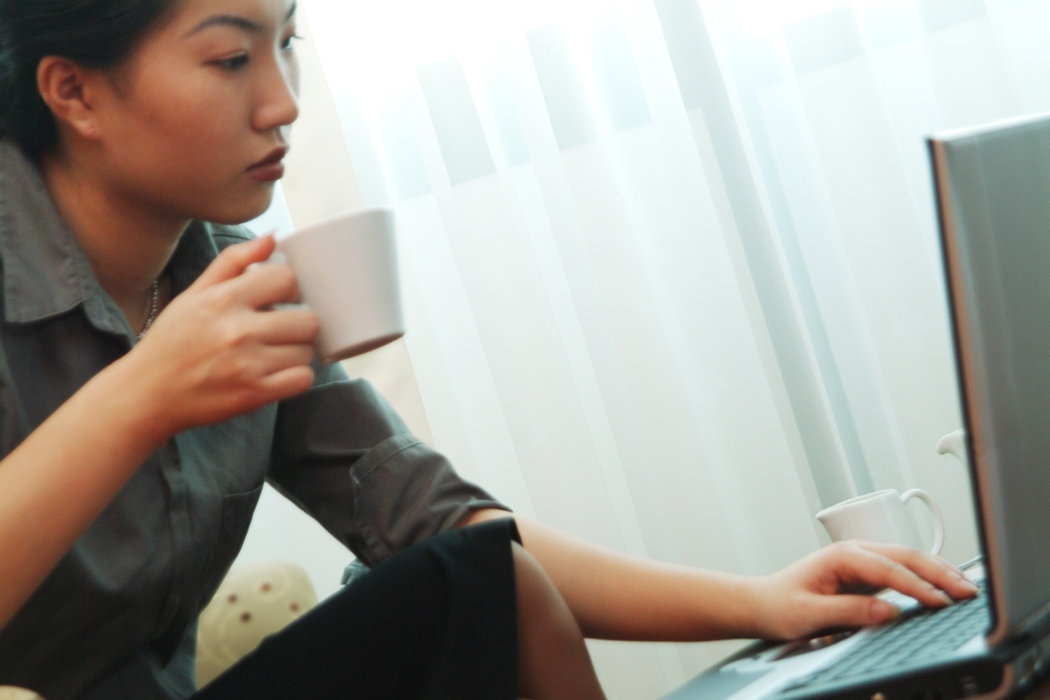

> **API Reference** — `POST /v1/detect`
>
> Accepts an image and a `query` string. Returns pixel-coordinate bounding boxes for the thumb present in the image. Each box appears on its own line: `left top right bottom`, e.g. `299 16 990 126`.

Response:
189 235 277 291
804 594 900 630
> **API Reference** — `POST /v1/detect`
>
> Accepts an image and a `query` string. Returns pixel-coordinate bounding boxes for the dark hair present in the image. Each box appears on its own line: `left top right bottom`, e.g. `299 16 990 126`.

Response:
0 0 175 159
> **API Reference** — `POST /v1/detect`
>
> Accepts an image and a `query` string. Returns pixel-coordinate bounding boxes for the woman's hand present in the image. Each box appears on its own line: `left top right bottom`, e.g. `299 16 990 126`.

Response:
130 235 319 443
747 540 980 640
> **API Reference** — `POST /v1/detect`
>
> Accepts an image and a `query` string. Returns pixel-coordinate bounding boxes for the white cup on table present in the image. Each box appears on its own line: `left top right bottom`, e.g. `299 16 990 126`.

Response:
816 489 945 555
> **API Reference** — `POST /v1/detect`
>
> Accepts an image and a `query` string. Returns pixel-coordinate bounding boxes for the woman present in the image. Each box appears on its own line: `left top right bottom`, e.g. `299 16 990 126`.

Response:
0 0 977 698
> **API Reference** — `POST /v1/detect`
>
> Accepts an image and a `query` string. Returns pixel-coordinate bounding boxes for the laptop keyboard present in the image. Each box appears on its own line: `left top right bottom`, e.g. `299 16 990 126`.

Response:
782 591 989 692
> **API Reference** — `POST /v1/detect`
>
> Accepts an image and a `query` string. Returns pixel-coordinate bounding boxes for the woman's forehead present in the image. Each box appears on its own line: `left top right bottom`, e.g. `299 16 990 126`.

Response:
170 0 297 33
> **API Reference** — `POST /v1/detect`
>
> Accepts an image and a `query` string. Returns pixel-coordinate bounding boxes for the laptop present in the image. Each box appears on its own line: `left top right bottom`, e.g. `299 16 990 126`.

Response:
664 111 1050 700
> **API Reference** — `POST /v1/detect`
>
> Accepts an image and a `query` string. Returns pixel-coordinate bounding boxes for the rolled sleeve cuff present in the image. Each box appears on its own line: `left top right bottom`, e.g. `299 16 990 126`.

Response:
350 434 510 565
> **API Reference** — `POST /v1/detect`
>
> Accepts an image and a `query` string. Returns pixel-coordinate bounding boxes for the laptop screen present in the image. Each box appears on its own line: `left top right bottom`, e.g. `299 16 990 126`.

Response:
931 112 1050 641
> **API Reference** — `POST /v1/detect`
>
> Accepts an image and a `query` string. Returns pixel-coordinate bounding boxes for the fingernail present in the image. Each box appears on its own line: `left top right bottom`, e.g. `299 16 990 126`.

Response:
871 599 900 622
937 591 954 606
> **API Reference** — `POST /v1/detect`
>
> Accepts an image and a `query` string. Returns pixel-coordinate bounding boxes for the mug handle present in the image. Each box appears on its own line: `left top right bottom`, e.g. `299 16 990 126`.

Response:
900 489 945 555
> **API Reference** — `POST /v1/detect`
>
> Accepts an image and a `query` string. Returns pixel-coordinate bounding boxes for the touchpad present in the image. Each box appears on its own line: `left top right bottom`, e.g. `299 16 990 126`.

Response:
662 667 772 700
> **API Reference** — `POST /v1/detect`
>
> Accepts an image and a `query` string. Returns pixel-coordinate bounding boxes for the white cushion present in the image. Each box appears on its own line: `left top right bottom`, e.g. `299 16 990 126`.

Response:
196 563 318 687
0 688 44 700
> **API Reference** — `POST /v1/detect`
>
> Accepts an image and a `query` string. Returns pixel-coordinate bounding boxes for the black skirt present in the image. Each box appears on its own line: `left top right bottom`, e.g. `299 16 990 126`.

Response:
192 518 521 700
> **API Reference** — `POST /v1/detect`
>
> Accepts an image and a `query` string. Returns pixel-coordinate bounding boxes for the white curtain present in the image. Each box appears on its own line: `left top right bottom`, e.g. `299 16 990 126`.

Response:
266 0 1050 696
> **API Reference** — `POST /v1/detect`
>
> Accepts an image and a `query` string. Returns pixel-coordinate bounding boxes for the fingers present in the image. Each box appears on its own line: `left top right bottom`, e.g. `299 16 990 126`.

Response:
252 344 316 377
855 542 978 602
846 546 949 608
223 346 315 407
248 307 320 346
802 593 901 630
190 236 277 291
230 263 302 309
862 542 966 578
186 237 300 311
258 365 316 400
831 543 974 609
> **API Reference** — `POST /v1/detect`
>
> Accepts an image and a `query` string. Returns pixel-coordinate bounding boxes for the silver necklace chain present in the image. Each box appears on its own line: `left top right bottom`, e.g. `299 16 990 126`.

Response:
136 278 161 341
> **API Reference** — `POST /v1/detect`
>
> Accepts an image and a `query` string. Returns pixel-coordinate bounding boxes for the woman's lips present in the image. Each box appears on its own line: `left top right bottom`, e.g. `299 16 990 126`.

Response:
247 148 287 182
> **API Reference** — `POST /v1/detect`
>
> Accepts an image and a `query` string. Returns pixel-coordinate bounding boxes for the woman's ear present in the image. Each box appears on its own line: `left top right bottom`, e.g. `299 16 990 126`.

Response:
36 56 104 142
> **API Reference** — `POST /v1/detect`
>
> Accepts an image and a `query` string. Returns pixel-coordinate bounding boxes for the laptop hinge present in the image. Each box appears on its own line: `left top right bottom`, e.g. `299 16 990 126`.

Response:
1012 603 1050 646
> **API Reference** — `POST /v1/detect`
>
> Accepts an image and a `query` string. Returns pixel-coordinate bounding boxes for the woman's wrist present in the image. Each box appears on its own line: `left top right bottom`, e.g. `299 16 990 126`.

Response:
92 350 177 452
679 570 769 641
727 574 773 640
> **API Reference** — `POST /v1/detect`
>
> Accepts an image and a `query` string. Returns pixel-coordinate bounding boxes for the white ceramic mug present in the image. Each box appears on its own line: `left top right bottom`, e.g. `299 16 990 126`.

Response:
816 489 945 555
276 208 405 362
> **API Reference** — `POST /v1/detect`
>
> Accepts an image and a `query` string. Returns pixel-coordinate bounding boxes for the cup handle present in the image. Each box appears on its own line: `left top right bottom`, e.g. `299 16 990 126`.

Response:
901 489 945 555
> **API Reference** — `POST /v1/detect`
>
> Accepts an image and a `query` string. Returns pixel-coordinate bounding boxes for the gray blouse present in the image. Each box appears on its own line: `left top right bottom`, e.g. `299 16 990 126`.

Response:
0 141 508 699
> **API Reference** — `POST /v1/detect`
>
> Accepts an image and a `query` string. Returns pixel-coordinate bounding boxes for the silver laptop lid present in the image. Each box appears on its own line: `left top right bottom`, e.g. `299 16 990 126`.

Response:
930 112 1050 647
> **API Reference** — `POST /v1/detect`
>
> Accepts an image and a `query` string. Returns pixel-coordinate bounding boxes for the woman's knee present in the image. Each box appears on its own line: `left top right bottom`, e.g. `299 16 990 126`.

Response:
510 543 606 699
511 542 577 630
511 542 549 607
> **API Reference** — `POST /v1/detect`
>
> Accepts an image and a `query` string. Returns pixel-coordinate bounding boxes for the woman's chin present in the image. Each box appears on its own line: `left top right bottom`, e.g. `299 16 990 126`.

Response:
206 187 278 226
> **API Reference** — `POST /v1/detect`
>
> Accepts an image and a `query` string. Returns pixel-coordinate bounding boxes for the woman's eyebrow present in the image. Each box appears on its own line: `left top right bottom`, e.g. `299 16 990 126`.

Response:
185 3 297 37
186 15 262 36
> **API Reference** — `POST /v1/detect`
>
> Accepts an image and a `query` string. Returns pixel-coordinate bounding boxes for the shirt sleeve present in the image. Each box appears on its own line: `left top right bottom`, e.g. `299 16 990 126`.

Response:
267 362 510 566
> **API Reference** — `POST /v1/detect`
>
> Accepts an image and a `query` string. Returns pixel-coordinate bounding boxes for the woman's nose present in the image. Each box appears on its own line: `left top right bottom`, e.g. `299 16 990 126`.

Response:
253 59 300 132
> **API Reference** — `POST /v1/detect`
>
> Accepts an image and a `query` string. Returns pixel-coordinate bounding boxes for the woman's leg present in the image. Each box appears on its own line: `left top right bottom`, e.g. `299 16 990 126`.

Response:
193 521 604 699
512 543 606 700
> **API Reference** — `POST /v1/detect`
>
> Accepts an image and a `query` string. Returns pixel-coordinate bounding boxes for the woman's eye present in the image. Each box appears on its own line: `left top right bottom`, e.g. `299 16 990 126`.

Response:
215 53 249 71
280 33 302 52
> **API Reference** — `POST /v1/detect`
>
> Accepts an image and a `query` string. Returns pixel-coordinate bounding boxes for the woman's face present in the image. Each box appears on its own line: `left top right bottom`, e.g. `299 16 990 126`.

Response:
89 0 300 225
